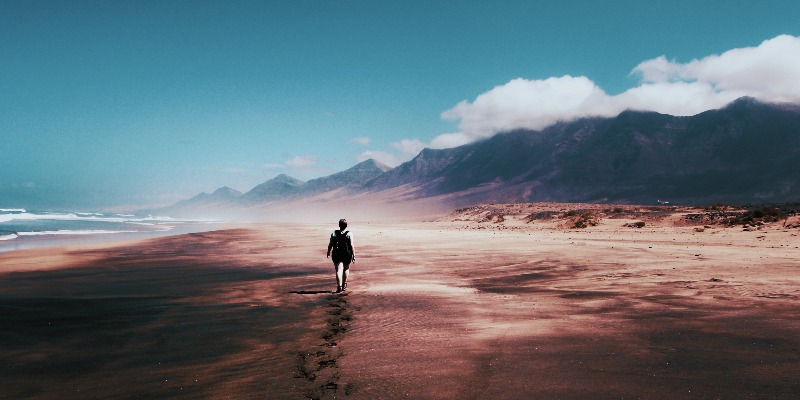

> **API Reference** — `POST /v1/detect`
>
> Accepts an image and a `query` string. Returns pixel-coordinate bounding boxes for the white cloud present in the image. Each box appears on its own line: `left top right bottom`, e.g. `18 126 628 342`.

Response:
392 139 426 157
614 81 738 116
442 76 613 138
351 136 371 145
428 133 471 149
633 34 800 102
631 55 684 83
437 34 800 146
285 155 317 169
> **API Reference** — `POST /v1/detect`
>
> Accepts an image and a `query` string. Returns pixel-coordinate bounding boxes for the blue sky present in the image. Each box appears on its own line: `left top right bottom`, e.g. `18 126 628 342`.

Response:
2 0 800 210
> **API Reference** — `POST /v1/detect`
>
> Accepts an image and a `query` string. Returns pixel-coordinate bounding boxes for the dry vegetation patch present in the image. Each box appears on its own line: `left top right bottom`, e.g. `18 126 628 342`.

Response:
441 203 696 230
441 202 800 232
685 203 800 230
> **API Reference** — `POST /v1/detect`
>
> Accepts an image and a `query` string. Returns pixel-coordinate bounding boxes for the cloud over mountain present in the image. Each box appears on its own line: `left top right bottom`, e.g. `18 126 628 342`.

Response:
441 76 613 137
439 34 800 145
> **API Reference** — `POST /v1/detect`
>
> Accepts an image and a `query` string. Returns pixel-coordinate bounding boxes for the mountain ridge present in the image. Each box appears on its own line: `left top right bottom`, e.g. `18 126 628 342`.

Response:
156 97 800 217
363 97 800 205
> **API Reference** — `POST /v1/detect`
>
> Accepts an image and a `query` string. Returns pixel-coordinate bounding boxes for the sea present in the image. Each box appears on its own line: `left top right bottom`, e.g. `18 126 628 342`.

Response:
0 208 220 253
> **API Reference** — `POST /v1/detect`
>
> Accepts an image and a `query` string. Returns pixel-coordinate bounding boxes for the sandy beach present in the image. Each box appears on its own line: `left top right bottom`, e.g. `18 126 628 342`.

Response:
1 204 799 399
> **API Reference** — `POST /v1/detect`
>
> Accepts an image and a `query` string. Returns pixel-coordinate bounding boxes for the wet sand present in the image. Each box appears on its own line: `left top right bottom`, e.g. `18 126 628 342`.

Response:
1 207 799 399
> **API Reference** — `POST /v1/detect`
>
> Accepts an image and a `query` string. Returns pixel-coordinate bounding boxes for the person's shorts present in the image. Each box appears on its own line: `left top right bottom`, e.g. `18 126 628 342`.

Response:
332 257 351 266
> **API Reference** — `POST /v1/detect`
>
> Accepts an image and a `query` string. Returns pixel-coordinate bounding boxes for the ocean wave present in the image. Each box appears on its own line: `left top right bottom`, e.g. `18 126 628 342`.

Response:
0 211 182 224
0 233 18 241
1 225 174 242
0 210 215 246
128 222 175 231
16 230 139 236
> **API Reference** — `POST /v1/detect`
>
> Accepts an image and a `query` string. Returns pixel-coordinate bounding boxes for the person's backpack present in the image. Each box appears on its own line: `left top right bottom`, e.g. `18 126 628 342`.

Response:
333 230 352 261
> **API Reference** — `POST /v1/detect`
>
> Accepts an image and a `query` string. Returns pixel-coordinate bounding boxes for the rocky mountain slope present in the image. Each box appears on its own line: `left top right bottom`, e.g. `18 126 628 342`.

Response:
159 97 800 216
364 97 800 205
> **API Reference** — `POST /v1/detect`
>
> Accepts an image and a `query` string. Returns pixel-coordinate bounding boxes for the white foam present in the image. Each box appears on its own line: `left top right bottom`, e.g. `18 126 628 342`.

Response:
0 208 26 213
0 233 18 241
0 211 195 224
0 214 22 223
16 230 138 236
0 210 215 245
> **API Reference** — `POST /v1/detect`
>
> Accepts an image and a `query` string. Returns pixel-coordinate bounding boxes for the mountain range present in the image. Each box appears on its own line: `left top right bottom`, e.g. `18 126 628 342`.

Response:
156 97 800 218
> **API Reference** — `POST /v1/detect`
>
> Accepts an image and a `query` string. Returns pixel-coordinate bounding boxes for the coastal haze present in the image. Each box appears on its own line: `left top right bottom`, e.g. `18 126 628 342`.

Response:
2 1 800 399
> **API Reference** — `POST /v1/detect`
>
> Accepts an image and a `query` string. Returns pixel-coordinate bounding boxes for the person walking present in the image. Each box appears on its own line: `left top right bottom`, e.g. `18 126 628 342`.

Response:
327 218 355 293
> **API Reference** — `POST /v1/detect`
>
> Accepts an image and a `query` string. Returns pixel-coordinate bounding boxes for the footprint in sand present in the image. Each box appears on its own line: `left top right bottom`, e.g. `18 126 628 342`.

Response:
295 292 355 398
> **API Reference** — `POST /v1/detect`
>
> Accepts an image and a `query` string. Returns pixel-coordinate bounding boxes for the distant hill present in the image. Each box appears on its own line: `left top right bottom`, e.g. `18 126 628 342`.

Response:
239 159 392 203
303 158 392 194
239 174 305 203
146 186 243 218
158 97 800 217
150 159 392 216
169 186 242 208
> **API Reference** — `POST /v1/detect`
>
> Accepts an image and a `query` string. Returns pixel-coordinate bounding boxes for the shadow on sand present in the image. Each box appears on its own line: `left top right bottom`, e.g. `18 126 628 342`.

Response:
290 290 335 295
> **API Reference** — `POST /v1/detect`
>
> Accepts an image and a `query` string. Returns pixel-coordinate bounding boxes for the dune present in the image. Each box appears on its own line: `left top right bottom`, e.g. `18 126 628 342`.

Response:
1 204 799 399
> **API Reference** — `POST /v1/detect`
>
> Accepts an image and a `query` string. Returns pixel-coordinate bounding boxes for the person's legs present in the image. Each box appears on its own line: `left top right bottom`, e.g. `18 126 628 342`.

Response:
341 263 350 290
334 262 344 292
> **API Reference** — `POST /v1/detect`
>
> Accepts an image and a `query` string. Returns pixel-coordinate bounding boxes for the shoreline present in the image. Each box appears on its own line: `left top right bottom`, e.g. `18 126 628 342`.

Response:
0 221 232 255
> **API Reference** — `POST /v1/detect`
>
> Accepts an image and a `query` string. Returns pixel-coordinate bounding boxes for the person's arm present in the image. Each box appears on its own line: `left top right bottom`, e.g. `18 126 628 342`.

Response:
327 233 334 258
348 233 355 262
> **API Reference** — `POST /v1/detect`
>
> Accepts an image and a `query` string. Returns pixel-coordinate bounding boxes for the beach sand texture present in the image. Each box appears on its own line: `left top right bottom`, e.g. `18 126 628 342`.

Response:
1 204 799 399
